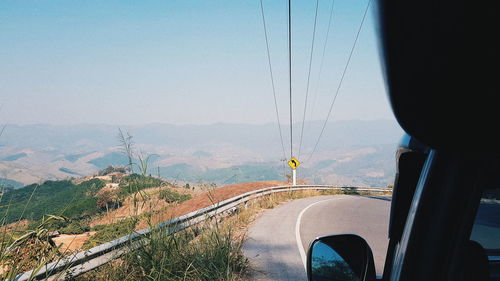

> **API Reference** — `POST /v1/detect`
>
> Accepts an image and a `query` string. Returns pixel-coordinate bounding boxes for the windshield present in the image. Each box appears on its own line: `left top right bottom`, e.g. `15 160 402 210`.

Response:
471 188 500 251
0 1 400 280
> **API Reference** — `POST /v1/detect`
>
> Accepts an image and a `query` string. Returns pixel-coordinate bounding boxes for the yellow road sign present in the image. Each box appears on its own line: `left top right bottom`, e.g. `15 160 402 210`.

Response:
288 157 300 170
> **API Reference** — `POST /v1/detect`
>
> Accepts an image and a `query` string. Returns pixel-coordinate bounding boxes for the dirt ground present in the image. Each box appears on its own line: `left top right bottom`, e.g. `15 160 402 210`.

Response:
0 219 29 233
135 180 285 230
52 231 96 253
81 180 285 249
90 186 195 227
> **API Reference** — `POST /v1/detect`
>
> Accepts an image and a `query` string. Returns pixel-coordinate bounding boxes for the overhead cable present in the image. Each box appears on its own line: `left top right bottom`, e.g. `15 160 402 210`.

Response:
298 0 320 159
307 0 371 163
258 0 287 161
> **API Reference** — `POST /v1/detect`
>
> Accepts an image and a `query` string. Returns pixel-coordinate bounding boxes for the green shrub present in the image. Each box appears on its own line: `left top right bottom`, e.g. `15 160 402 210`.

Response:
59 221 90 234
35 217 89 234
98 165 127 176
84 219 137 249
0 179 105 224
158 189 192 203
119 174 163 196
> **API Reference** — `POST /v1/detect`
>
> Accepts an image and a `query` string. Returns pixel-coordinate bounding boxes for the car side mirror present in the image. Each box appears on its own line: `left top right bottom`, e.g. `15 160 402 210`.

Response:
307 234 376 281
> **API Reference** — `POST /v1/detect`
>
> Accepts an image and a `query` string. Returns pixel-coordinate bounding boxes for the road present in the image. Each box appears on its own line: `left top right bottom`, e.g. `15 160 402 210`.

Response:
243 195 390 281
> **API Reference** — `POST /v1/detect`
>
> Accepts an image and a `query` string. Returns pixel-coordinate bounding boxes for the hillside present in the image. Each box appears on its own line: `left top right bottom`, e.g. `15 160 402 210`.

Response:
138 180 285 229
0 179 105 224
0 175 284 253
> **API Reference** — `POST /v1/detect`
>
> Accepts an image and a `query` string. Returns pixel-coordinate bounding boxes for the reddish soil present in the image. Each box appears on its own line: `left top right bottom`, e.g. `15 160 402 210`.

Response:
53 231 96 253
136 180 285 230
1 219 29 232
90 187 195 227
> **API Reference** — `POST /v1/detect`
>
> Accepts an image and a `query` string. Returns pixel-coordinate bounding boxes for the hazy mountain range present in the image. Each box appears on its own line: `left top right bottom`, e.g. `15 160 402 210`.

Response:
0 120 404 188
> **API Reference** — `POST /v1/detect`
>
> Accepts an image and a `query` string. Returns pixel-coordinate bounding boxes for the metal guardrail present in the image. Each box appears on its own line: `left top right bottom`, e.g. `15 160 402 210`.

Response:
14 185 391 281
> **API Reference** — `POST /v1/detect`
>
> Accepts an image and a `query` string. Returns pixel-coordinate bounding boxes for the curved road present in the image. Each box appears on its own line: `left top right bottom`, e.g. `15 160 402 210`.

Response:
243 195 390 281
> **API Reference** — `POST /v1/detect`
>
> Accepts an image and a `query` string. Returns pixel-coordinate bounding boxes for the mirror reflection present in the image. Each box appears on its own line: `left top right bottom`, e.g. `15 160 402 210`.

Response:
311 241 361 281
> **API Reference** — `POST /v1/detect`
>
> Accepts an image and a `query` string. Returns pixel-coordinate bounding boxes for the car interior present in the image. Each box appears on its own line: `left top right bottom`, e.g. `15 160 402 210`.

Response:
306 0 499 280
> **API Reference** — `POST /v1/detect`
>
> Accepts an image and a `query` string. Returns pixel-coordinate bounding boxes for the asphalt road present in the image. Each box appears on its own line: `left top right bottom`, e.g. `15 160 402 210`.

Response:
243 195 391 281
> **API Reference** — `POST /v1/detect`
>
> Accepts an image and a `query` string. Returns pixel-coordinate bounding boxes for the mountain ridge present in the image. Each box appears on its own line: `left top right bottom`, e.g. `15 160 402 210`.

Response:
0 120 403 187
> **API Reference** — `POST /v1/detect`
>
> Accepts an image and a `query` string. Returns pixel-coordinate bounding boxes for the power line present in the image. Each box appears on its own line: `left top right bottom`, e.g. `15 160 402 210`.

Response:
307 0 371 163
309 0 336 122
288 0 293 159
258 0 287 161
298 0 320 159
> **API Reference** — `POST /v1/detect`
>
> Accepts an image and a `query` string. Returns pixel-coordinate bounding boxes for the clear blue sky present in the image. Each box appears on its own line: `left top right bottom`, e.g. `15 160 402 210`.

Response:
0 0 394 125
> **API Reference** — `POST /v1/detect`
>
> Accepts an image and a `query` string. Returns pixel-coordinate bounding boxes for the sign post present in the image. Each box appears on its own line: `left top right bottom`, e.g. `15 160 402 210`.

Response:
287 157 301 186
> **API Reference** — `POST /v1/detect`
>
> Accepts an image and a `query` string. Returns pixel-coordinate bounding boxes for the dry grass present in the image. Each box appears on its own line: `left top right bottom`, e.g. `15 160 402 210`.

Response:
52 231 96 252
2 181 390 280
75 188 375 281
90 186 196 227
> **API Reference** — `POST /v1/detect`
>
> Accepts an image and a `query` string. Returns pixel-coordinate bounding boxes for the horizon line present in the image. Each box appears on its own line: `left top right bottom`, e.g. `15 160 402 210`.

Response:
2 118 397 127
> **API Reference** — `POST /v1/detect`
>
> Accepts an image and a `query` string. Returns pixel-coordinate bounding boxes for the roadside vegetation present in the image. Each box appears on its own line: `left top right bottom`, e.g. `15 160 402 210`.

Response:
75 188 384 281
0 166 188 279
0 215 69 279
83 218 138 249
78 223 248 281
159 189 192 203
1 135 390 281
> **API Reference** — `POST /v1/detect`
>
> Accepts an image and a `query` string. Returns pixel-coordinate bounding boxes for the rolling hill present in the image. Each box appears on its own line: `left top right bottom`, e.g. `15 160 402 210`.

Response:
0 120 403 187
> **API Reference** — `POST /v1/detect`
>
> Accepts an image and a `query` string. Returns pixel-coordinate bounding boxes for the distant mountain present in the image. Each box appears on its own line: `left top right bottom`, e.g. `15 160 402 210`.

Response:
0 177 24 190
88 152 129 169
158 163 282 185
0 120 404 187
59 167 84 176
0 120 402 151
2 152 28 161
